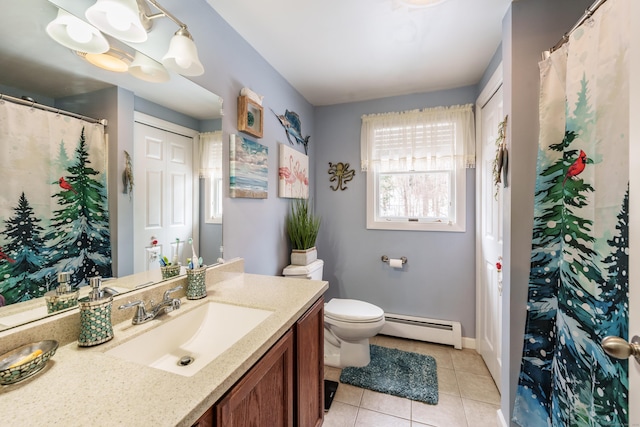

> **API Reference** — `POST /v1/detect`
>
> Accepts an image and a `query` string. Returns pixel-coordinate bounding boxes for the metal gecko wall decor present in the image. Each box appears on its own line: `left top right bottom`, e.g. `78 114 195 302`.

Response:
328 162 355 191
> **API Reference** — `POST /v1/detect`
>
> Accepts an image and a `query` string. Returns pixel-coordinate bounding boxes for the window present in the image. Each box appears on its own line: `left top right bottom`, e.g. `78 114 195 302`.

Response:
199 131 223 224
361 104 475 232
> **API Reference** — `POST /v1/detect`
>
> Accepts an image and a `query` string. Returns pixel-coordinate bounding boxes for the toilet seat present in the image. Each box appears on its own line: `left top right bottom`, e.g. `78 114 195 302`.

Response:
325 298 384 323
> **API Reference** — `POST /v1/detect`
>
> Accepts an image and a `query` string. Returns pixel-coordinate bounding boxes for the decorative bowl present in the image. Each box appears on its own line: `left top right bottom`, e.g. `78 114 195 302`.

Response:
0 340 58 385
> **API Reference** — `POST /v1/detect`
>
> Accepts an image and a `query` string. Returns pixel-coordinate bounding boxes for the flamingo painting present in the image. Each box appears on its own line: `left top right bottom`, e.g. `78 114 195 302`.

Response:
278 143 309 199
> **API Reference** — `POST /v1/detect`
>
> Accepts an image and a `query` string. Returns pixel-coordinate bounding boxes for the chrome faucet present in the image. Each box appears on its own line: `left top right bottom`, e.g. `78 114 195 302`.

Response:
119 285 183 325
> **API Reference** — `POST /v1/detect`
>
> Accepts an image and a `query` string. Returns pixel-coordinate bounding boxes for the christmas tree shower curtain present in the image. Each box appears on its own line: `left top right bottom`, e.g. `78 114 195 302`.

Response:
512 0 629 425
0 101 112 306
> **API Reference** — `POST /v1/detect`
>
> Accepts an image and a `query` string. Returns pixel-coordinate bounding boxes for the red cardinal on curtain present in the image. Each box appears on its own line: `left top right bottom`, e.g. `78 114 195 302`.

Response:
563 150 587 186
58 177 78 194
0 247 15 263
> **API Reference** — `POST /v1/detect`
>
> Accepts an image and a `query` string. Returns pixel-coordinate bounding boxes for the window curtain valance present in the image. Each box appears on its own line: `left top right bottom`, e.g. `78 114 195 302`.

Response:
360 103 475 172
198 130 223 179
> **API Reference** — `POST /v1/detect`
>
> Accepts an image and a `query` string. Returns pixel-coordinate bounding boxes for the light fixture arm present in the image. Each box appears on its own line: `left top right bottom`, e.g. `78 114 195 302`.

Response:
142 0 189 33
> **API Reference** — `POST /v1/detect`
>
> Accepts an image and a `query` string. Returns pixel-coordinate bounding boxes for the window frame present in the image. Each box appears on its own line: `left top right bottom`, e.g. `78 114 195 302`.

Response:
365 120 467 233
204 175 223 225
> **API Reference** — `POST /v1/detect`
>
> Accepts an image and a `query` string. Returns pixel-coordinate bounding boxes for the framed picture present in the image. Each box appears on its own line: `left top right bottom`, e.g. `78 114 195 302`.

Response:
278 143 309 199
229 134 268 199
237 95 263 138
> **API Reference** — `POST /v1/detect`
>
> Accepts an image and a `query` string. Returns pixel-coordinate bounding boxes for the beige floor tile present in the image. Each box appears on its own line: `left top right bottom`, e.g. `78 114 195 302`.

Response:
374 334 417 352
323 401 359 427
451 350 491 376
355 408 411 427
408 342 455 370
411 393 467 427
360 389 411 420
335 382 364 407
411 422 435 427
436 367 460 396
462 399 501 427
456 372 500 405
325 366 342 382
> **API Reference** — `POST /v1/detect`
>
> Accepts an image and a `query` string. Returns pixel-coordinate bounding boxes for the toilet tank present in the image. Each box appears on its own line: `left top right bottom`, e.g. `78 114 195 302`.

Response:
282 259 324 280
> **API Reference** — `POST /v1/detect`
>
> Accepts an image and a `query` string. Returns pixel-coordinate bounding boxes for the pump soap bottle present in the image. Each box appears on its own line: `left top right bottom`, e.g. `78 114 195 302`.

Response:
44 271 79 313
78 276 114 347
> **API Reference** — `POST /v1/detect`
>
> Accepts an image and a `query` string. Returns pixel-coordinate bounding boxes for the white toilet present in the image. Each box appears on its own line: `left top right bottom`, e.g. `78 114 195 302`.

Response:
283 259 386 368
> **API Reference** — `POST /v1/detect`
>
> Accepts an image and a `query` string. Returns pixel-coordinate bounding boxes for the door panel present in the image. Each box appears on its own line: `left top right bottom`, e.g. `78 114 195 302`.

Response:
478 83 503 390
134 122 193 273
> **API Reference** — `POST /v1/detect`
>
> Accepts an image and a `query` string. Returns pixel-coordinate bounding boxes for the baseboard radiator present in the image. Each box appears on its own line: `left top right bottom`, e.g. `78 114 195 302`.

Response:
380 313 463 350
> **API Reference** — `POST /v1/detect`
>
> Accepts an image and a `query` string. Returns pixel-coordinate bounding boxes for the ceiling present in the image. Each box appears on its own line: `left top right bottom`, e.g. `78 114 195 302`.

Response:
206 0 511 106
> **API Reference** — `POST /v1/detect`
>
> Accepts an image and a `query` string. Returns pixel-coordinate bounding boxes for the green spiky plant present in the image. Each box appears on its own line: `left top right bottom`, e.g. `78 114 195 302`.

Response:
286 198 321 250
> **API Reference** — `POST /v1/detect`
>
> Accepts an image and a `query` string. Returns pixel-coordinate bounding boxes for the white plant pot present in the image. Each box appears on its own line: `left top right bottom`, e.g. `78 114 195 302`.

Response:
291 247 317 266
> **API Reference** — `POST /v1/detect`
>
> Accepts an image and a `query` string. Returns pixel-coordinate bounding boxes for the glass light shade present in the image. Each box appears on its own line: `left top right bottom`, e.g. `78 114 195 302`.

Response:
162 32 204 76
85 0 148 43
83 49 132 72
129 52 170 83
46 9 109 54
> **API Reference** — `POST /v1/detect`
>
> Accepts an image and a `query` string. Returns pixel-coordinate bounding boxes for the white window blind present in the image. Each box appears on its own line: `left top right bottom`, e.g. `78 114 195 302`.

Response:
360 104 475 232
360 104 475 173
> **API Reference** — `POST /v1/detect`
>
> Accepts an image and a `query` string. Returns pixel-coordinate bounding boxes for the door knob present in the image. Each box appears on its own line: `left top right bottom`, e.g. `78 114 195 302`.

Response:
601 335 640 363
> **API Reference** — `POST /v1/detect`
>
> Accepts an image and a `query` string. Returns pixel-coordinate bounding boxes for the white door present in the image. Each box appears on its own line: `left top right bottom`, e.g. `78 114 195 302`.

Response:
629 5 639 422
476 69 503 390
629 179 638 427
133 119 195 273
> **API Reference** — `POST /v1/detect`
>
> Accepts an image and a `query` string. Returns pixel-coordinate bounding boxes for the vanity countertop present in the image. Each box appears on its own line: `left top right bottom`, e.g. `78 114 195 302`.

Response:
0 270 328 426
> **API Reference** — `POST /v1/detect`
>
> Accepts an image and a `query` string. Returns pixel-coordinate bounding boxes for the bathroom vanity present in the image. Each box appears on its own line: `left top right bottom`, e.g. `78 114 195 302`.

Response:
0 259 327 426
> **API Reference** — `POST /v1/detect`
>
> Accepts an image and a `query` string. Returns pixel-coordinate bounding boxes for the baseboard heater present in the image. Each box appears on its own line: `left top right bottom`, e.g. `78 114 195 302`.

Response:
380 313 463 350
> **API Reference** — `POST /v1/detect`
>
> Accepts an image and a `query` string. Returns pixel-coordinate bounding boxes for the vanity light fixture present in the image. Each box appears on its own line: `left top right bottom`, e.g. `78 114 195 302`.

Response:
145 0 204 76
76 48 133 73
48 0 204 78
129 51 170 82
46 9 109 54
85 0 149 43
87 0 204 76
162 27 204 77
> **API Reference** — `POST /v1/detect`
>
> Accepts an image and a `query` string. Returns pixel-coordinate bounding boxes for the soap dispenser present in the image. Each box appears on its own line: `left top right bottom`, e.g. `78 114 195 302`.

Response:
44 271 79 314
78 276 114 347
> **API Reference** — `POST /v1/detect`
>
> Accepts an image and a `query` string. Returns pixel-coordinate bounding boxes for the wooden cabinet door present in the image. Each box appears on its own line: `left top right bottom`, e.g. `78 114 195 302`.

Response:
215 330 294 427
192 406 213 427
295 297 324 427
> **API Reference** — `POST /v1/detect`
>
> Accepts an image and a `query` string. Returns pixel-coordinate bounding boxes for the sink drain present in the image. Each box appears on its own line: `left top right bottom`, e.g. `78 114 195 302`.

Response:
178 355 194 366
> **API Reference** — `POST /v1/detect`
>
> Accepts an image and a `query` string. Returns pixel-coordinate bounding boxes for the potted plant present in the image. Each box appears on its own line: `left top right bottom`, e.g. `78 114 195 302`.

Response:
286 198 321 265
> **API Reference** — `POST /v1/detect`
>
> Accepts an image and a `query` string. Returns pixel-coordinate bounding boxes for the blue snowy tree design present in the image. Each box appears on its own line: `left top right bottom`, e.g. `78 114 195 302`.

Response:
43 127 112 287
0 193 48 304
514 74 628 426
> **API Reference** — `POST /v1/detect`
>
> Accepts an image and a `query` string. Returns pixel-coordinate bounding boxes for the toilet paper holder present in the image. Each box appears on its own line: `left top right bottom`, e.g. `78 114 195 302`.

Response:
381 255 407 265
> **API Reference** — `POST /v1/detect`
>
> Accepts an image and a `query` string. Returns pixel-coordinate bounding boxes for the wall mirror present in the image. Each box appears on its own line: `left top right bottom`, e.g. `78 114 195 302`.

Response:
0 0 224 331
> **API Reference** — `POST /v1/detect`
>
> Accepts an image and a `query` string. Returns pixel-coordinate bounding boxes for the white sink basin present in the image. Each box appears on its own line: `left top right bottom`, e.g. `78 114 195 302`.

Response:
105 301 273 376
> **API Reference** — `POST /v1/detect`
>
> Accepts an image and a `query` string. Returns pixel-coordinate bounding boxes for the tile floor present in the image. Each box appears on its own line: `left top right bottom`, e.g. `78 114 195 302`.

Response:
323 335 501 427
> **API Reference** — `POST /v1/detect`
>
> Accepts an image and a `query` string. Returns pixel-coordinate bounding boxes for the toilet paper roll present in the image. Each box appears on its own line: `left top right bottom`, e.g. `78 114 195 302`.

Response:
389 258 404 268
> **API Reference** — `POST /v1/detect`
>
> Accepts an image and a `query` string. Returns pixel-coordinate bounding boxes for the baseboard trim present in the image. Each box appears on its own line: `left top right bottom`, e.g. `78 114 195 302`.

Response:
462 337 476 349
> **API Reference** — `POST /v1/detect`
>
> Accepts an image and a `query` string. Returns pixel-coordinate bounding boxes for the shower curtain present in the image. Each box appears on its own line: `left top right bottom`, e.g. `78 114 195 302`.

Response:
513 0 629 426
0 101 112 305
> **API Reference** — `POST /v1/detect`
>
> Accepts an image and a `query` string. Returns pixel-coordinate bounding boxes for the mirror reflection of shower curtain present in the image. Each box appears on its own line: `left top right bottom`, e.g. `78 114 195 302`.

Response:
513 1 629 425
0 101 111 306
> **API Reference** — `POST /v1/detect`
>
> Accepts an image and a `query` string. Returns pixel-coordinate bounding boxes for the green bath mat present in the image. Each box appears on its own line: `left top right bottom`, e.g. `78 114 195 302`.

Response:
339 345 438 404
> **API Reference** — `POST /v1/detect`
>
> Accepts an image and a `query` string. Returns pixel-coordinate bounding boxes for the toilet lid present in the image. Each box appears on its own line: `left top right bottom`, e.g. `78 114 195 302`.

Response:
325 298 384 322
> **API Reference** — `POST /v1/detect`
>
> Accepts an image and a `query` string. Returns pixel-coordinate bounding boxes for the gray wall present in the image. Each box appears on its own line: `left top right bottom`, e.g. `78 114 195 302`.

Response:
172 0 315 275
500 0 592 424
314 86 478 338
